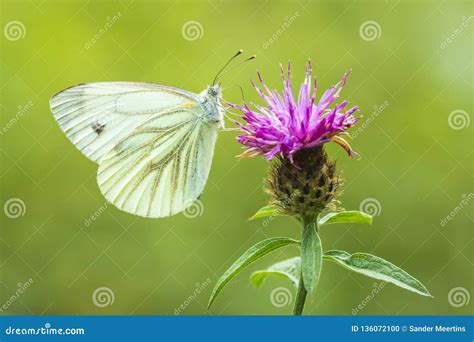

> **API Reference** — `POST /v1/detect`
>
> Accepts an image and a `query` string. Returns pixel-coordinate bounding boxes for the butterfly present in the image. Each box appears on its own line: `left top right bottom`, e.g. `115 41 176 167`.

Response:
50 50 254 218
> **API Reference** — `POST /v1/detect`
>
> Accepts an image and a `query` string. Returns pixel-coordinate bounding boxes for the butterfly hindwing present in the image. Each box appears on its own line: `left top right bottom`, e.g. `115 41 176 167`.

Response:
97 106 218 218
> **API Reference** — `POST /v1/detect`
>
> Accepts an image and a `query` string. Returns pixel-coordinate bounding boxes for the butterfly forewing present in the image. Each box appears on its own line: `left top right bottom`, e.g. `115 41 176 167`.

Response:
50 82 199 163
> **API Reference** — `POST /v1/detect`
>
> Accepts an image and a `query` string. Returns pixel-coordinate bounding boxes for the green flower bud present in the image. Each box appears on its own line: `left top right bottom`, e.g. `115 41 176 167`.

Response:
266 146 343 220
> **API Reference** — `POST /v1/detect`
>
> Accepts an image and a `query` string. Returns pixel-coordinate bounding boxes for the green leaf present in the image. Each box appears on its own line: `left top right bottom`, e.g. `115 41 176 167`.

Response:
323 250 432 297
248 204 281 221
251 256 301 288
301 222 323 294
208 237 299 309
318 211 372 226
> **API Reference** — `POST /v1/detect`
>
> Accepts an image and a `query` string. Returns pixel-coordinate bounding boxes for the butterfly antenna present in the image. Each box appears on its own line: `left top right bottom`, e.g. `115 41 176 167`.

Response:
212 49 244 85
215 55 256 84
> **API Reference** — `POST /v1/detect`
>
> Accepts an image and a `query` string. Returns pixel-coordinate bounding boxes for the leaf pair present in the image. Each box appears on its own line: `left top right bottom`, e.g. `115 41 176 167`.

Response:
208 208 431 310
249 206 373 227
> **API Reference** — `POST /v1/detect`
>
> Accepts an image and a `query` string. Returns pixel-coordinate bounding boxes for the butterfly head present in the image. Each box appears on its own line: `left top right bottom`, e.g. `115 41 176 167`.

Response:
206 84 222 99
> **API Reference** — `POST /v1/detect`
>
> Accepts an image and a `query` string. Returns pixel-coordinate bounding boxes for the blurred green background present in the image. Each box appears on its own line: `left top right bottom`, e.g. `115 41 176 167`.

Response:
0 0 472 315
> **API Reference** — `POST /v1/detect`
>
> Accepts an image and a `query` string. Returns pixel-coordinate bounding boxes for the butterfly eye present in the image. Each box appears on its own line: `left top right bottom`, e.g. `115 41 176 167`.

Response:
207 86 221 98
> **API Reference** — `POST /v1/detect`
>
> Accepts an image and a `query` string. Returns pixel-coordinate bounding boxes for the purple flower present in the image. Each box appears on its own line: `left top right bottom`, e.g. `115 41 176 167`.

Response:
232 60 360 161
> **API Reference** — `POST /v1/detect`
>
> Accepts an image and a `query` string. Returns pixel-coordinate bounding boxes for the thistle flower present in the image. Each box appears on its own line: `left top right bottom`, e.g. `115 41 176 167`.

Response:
232 61 359 219
233 60 360 161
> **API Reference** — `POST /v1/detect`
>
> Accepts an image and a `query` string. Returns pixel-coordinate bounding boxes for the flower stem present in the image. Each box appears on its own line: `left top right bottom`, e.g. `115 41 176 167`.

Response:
293 216 319 315
292 270 307 315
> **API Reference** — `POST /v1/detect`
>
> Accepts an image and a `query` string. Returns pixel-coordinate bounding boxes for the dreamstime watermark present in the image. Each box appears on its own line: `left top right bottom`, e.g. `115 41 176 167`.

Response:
440 16 473 50
262 11 300 49
359 198 381 217
270 286 293 308
352 281 386 315
0 100 34 136
181 21 204 41
174 278 212 315
440 193 473 228
92 287 115 307
4 323 85 336
84 12 122 50
359 21 381 41
3 198 26 218
4 21 26 41
262 214 276 227
448 109 470 130
84 202 108 227
350 100 389 140
0 278 34 313
182 199 204 219
448 287 470 308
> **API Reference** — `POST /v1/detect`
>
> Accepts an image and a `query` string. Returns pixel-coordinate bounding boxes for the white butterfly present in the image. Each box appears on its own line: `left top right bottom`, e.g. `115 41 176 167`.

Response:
50 51 252 218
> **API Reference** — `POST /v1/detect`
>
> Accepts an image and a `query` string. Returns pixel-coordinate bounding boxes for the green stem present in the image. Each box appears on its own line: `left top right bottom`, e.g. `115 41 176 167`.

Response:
292 216 319 315
292 270 307 315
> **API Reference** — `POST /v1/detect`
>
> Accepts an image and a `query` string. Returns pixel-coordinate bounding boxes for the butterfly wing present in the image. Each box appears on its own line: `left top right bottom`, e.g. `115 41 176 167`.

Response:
96 106 219 218
50 82 199 163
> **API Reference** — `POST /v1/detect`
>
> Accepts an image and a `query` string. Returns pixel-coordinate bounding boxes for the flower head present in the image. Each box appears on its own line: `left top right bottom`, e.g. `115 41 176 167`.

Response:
232 61 360 161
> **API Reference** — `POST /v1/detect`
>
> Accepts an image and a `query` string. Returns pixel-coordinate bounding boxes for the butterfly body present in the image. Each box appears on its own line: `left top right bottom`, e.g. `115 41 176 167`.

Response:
198 85 224 128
